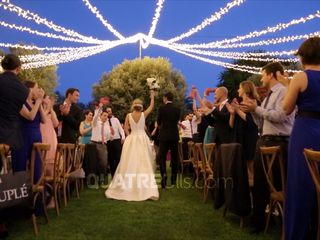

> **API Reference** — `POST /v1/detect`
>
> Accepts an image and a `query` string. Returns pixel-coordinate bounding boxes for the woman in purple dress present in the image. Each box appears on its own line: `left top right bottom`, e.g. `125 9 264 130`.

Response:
281 37 320 239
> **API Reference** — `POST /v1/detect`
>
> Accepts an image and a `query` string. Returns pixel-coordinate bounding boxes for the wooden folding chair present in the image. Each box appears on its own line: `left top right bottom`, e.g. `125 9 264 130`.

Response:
30 143 51 234
179 141 194 176
195 143 215 202
260 146 285 234
61 144 76 206
204 143 216 202
304 148 320 240
44 143 68 216
69 144 86 198
0 144 10 174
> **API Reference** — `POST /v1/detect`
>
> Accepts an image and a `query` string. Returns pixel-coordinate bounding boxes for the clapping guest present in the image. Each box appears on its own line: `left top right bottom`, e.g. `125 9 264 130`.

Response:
241 62 295 233
11 81 45 181
79 110 93 144
203 87 233 145
191 88 209 143
226 81 260 186
40 94 59 209
54 88 82 144
40 95 59 177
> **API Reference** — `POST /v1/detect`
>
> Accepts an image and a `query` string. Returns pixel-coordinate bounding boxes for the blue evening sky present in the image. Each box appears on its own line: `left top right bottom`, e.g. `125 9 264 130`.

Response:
1 0 319 102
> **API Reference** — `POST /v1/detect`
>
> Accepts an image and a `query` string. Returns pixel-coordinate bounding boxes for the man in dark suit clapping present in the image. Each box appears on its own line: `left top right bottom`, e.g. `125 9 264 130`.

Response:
203 87 233 145
55 88 83 144
157 92 181 188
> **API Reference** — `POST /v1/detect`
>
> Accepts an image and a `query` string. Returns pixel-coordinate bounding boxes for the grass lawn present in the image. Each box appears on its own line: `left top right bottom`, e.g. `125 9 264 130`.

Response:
6 174 281 240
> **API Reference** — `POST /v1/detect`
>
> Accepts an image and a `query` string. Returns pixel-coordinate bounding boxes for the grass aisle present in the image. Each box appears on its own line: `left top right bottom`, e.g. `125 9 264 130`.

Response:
8 175 280 240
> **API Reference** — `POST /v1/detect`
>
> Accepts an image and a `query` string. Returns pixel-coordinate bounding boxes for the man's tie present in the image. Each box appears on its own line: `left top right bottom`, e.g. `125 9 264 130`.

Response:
263 90 273 108
189 120 193 136
108 118 115 135
101 122 105 143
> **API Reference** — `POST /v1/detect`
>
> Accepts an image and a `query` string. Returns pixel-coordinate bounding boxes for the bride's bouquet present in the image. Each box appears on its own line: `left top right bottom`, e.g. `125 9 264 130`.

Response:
147 78 160 91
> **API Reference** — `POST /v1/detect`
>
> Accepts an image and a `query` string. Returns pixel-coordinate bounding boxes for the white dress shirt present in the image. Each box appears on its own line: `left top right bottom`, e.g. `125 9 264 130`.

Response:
107 116 125 140
91 108 111 143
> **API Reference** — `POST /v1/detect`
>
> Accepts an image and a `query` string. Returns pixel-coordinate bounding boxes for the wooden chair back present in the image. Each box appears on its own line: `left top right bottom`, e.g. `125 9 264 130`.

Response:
304 148 320 240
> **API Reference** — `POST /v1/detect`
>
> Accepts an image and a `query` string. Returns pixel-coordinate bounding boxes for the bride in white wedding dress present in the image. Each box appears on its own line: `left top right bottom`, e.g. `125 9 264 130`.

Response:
105 90 159 201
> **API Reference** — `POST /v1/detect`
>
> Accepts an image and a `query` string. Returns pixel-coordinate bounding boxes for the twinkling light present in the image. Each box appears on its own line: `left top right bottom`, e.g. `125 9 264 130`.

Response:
171 10 320 48
0 42 103 52
0 20 103 44
147 0 165 40
150 38 261 74
170 31 320 49
0 0 314 76
167 0 245 43
82 0 124 40
20 33 144 69
0 0 107 44
170 46 299 62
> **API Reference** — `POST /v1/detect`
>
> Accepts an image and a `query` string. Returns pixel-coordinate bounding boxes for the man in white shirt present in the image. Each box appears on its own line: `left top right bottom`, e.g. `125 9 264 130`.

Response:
180 113 200 159
91 104 112 187
106 107 125 177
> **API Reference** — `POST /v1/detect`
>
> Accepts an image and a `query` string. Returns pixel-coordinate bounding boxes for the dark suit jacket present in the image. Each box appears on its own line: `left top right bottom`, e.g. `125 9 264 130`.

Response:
157 103 180 142
0 71 29 149
204 104 233 145
55 103 83 143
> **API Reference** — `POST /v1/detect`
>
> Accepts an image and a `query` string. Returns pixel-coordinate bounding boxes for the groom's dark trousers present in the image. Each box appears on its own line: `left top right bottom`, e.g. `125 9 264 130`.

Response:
157 102 181 184
158 140 179 179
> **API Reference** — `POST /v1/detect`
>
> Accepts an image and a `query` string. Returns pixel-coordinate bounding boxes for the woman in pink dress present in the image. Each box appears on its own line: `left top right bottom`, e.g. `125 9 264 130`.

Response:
40 95 59 177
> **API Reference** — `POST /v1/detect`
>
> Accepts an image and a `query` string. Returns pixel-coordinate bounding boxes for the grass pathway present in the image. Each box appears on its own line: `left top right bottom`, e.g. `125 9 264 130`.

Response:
7 174 280 240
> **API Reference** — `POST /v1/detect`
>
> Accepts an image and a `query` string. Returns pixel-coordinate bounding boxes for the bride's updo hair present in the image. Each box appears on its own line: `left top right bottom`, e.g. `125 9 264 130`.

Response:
131 98 143 112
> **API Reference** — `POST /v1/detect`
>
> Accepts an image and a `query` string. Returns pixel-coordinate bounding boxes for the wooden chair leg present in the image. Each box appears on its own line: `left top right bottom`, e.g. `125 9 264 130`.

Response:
63 181 68 207
75 180 80 199
203 178 208 203
240 217 244 228
41 190 49 223
54 187 60 216
32 214 38 236
223 206 227 217
264 201 274 233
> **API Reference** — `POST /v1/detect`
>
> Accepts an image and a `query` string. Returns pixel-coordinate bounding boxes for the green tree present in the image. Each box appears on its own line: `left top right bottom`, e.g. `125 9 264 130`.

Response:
7 46 58 96
92 57 187 123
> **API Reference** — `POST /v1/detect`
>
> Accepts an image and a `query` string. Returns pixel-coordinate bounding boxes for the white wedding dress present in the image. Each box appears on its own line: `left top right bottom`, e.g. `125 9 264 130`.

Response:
105 112 159 201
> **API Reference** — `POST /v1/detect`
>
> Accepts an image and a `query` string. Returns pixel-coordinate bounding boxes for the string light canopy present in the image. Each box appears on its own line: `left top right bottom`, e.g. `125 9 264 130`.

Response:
0 0 319 74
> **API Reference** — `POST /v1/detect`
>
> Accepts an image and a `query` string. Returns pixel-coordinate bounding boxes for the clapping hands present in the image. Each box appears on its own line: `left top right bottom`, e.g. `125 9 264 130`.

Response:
60 103 71 116
240 99 257 112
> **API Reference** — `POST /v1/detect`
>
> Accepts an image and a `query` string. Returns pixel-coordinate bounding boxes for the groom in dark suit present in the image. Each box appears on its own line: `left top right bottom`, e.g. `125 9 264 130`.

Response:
157 92 181 188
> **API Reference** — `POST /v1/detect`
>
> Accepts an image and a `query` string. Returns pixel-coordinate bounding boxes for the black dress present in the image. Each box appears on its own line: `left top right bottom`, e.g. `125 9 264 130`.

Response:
233 112 259 161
